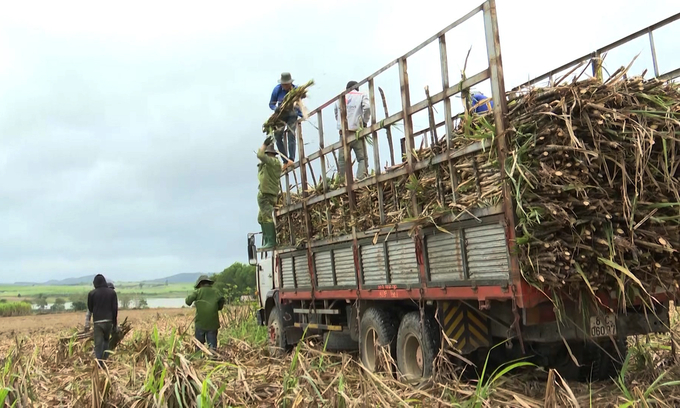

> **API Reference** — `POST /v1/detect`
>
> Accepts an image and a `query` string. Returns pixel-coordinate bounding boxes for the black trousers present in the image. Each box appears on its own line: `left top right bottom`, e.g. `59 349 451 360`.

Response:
94 322 113 362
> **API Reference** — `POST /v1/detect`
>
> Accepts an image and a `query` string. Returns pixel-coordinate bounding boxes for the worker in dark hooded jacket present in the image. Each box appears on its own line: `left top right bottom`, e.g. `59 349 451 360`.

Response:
85 281 115 331
87 274 118 366
185 275 225 350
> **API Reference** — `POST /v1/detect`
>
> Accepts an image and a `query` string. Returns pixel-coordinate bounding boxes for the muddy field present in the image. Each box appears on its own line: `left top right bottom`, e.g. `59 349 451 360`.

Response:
0 308 191 335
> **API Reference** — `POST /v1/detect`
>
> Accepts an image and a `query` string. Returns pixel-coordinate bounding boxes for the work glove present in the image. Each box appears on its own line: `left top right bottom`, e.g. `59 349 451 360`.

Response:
264 135 274 146
84 324 90 331
274 106 282 114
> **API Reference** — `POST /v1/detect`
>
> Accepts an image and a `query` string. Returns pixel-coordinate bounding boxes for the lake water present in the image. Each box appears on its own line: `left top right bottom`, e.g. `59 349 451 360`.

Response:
32 297 187 310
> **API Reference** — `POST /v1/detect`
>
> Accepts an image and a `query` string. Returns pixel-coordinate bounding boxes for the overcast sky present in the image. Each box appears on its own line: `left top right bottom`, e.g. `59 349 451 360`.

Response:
1 0 678 283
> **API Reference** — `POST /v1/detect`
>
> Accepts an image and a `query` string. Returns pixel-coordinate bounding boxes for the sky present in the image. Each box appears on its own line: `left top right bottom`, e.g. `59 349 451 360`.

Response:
1 0 679 283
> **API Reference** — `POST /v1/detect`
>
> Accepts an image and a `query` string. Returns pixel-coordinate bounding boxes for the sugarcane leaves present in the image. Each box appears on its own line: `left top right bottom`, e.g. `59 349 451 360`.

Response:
463 115 495 143
574 262 613 312
597 257 651 299
405 174 423 196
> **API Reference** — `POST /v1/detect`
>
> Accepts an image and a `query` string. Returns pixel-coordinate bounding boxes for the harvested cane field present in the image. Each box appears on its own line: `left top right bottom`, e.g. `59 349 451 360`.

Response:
1 304 680 407
277 74 680 301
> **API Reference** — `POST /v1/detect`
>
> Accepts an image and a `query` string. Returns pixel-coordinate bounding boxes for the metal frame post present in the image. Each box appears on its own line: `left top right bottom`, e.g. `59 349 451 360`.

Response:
398 57 420 217
368 79 386 225
296 121 316 293
483 0 521 286
648 30 660 78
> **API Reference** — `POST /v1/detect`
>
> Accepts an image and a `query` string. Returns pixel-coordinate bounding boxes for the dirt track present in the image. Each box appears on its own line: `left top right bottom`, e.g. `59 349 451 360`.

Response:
0 308 193 336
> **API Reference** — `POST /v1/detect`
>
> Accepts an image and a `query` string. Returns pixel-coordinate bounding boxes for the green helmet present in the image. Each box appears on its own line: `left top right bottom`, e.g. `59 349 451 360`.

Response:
264 143 278 155
194 275 214 289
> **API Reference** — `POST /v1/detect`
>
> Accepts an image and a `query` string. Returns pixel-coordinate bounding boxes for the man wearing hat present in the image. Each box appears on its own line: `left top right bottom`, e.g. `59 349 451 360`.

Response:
269 72 302 165
185 275 225 351
256 136 282 248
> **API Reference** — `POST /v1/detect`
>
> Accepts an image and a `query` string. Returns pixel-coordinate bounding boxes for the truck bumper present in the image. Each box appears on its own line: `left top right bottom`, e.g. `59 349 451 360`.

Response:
521 306 670 342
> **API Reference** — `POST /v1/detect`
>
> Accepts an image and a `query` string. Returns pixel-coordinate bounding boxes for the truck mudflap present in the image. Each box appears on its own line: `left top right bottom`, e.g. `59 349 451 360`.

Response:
256 308 265 326
439 301 491 354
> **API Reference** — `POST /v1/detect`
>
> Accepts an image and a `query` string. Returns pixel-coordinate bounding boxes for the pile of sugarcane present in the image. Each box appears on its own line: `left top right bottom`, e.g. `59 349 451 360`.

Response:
275 72 680 297
263 79 315 135
276 133 502 244
509 74 680 295
58 317 132 358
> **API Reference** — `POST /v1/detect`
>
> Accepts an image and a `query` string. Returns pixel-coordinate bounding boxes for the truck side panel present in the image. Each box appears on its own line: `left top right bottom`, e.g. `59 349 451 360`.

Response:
465 223 510 281
278 216 511 297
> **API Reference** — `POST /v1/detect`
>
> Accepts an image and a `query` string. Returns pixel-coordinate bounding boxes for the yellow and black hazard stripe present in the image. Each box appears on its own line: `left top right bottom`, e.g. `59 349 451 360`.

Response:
440 301 490 353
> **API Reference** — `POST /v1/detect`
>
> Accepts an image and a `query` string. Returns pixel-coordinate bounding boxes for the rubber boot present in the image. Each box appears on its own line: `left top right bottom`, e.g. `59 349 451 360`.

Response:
261 223 277 249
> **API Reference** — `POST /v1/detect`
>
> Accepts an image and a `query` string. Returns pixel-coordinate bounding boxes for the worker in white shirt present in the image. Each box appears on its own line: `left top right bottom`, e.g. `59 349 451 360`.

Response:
334 81 370 181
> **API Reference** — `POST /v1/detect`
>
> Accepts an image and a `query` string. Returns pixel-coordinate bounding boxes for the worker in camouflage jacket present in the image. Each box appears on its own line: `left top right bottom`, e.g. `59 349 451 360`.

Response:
257 135 282 248
185 275 225 350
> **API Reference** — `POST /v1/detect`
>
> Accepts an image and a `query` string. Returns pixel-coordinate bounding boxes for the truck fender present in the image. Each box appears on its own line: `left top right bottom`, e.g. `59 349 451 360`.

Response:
261 290 279 326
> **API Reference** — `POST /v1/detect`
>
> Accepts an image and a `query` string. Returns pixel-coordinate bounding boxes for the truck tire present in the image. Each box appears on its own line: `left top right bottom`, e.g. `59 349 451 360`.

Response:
323 331 359 352
396 311 440 381
267 307 289 357
360 307 398 372
579 338 628 382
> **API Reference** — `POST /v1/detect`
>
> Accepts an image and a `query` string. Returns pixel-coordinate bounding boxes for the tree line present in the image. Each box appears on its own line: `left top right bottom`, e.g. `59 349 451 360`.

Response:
0 262 257 317
210 262 257 302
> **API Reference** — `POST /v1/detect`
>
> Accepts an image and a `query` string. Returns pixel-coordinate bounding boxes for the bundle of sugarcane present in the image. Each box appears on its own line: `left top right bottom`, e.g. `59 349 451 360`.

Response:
507 75 680 296
58 317 132 351
263 80 315 135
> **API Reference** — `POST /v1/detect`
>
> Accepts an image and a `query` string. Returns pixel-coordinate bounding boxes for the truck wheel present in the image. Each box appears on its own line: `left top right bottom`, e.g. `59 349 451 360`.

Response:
579 338 628 381
396 311 440 381
323 331 359 352
360 308 398 372
267 307 289 357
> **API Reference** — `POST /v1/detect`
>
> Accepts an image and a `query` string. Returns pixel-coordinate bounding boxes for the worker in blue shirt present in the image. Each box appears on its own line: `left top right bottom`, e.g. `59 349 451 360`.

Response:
470 91 493 114
269 72 302 166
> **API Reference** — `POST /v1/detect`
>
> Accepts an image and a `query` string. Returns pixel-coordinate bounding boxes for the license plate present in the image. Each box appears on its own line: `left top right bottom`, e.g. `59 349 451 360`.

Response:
590 314 616 337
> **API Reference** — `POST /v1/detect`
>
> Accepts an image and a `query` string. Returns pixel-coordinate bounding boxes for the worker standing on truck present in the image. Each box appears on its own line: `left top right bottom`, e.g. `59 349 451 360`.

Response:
185 275 225 351
470 91 493 114
269 72 302 167
334 81 371 181
87 274 118 367
257 136 282 248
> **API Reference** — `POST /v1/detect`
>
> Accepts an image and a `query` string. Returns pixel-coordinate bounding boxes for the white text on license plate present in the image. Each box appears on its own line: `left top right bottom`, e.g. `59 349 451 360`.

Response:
590 314 616 337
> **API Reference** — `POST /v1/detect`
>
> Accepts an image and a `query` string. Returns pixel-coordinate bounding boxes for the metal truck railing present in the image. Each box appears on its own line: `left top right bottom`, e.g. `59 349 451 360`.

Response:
277 0 514 249
511 11 680 94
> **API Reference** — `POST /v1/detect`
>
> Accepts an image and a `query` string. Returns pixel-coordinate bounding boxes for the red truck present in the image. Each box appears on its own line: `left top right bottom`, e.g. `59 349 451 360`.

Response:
248 1 680 381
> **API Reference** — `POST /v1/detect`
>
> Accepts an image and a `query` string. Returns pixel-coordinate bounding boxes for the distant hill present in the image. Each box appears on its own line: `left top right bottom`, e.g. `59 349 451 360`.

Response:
141 273 205 285
12 273 207 286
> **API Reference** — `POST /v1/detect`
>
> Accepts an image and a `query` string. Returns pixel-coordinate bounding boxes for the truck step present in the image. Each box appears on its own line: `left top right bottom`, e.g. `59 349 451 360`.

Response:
293 308 340 315
294 322 344 331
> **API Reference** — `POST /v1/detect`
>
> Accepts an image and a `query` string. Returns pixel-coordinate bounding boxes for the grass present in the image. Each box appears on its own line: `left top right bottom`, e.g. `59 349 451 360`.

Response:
0 283 192 303
1 305 680 406
0 301 32 317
